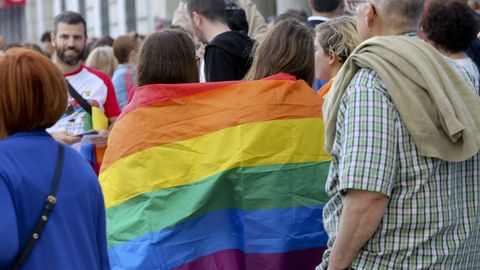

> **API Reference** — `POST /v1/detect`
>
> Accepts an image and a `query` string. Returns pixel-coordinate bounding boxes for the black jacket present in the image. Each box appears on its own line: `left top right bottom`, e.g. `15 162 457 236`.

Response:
204 31 254 82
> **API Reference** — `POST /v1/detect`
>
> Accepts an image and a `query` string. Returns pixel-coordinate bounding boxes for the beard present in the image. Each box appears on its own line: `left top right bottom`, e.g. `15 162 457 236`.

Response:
55 46 85 66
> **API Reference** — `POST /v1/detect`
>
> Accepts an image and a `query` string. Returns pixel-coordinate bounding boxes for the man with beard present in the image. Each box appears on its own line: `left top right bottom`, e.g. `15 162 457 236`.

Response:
48 11 120 173
186 0 254 82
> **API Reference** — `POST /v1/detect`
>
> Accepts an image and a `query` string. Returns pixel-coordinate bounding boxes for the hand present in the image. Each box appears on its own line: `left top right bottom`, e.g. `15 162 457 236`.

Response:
89 130 109 147
51 131 82 145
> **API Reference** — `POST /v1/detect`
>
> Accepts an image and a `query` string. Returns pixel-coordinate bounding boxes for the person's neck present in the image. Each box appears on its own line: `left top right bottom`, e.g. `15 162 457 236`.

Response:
52 54 82 74
311 10 336 19
443 50 467 60
204 22 231 43
377 24 417 37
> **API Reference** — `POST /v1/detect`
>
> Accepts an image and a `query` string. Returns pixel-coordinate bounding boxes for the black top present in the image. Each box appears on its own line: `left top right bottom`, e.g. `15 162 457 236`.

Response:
308 19 327 27
204 31 254 82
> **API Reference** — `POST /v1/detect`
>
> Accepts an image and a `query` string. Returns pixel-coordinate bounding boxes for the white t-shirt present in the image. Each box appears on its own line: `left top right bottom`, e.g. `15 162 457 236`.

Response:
453 57 480 82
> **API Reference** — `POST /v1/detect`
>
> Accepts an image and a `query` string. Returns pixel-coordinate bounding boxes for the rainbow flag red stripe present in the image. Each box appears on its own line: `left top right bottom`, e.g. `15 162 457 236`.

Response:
100 74 331 269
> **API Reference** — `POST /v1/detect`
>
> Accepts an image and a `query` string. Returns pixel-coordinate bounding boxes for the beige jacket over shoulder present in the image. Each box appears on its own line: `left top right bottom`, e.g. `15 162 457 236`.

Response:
172 0 267 41
324 35 480 162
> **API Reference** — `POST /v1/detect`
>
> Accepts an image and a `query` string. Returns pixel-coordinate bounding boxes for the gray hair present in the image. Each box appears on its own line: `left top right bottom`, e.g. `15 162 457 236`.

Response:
373 0 425 30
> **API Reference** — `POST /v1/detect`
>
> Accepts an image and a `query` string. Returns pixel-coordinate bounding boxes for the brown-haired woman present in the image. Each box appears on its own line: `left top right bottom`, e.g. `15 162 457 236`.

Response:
0 48 109 269
136 29 198 86
244 18 315 85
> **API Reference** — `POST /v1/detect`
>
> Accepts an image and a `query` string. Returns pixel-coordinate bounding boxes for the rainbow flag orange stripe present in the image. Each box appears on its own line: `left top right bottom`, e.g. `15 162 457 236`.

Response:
100 74 331 269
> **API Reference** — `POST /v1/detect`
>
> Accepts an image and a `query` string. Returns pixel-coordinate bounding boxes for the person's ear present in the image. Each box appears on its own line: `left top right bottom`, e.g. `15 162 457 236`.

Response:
192 11 202 27
365 2 377 28
328 51 337 65
50 32 56 47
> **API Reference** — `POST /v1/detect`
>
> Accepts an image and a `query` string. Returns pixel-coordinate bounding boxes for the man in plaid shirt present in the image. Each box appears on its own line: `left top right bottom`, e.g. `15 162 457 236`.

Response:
318 0 480 269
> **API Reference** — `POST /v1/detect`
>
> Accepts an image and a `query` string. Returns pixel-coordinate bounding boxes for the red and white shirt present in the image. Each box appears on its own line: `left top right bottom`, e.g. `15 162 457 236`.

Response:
48 65 121 135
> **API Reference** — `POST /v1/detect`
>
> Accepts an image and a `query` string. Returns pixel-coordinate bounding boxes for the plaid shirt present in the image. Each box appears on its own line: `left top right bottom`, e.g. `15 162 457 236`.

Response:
319 67 480 269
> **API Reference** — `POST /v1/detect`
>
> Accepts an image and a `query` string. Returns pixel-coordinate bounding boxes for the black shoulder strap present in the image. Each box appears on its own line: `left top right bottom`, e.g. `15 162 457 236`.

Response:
67 81 92 115
11 143 65 270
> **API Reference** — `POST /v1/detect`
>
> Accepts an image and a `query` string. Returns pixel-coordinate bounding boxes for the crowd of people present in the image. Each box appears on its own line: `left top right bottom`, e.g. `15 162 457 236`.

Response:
1 0 480 269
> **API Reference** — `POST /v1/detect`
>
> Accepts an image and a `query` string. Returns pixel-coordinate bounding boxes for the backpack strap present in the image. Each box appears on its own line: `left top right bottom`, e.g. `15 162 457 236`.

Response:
67 81 92 115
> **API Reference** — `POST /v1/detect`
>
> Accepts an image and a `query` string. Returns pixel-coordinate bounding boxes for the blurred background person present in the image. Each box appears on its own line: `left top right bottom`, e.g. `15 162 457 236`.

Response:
274 8 309 24
40 31 54 58
112 32 141 109
0 48 108 269
225 1 249 35
421 0 480 81
86 46 118 78
21 42 45 55
307 0 345 27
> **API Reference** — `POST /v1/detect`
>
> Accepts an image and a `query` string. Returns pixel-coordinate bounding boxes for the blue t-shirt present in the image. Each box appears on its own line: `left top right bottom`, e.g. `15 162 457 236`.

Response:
112 64 135 109
0 130 109 269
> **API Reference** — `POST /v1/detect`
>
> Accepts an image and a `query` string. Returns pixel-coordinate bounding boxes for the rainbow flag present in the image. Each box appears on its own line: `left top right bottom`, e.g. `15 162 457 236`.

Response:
100 73 331 269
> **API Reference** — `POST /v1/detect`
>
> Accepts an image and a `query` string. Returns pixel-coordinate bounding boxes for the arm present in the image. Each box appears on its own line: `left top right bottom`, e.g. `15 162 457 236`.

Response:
237 0 267 41
324 72 398 268
172 1 192 33
327 190 388 270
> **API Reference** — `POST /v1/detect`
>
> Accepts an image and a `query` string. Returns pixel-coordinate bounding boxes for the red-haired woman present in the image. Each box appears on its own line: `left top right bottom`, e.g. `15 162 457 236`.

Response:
0 49 109 269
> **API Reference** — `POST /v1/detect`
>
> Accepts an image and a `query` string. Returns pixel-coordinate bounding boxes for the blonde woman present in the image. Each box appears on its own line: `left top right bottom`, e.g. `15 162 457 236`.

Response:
314 16 360 100
85 46 118 78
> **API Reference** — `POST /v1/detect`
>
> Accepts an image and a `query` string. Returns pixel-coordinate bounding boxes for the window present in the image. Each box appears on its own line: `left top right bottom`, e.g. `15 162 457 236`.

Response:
125 0 136 32
100 0 110 36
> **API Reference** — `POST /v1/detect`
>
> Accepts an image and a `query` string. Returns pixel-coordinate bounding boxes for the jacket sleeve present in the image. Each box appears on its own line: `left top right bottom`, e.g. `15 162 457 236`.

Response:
237 0 267 41
172 1 192 33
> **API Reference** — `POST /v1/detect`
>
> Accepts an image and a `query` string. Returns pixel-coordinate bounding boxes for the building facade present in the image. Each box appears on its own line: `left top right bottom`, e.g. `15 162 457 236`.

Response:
4 0 309 44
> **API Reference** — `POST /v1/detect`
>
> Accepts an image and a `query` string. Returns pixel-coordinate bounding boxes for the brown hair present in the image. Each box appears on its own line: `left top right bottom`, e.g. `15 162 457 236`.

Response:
113 32 140 64
244 18 315 85
0 48 67 138
137 29 198 86
315 16 361 63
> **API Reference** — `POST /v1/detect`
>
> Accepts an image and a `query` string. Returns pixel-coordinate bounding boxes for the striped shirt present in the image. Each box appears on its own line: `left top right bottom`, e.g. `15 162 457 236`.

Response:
319 67 480 269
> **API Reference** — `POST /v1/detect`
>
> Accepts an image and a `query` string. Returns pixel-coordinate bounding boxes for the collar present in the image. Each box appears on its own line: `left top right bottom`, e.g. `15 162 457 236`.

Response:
308 16 331 22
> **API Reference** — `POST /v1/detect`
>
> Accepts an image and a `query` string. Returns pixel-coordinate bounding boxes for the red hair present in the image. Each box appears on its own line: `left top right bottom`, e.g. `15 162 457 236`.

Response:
0 48 67 138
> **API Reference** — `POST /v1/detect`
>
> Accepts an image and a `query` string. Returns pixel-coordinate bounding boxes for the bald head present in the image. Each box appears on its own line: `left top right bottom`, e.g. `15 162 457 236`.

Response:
372 0 425 30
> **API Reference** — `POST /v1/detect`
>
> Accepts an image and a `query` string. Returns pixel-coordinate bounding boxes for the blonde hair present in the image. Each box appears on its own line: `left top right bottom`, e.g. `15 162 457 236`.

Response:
315 16 361 63
85 46 118 77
